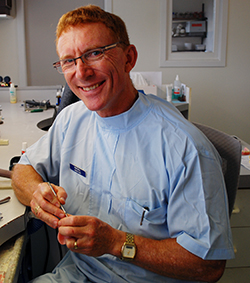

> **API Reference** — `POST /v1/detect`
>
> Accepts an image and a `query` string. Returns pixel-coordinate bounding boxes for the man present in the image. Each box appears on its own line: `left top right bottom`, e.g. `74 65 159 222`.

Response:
12 5 234 283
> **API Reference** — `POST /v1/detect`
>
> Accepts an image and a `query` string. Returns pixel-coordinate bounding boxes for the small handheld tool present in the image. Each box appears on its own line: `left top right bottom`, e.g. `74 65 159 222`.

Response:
0 196 11 205
47 182 68 216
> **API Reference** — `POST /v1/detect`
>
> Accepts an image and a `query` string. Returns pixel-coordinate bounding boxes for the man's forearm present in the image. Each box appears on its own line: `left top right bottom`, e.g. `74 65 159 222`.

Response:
11 164 43 206
132 236 225 282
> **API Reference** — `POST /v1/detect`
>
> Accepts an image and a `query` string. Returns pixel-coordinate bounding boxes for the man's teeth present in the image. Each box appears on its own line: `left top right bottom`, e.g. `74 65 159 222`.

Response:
82 83 99 91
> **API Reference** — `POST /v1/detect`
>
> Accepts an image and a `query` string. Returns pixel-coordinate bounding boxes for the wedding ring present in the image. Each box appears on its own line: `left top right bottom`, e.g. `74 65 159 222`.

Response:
34 205 40 215
74 240 78 250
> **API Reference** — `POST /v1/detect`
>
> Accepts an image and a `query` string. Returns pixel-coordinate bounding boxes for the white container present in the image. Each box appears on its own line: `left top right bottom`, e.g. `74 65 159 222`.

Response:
21 142 27 155
166 84 173 102
195 44 206 51
173 75 181 98
9 83 17 104
184 42 192 50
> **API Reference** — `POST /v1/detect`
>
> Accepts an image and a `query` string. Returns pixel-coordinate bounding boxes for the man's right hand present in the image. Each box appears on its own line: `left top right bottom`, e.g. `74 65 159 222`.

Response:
30 182 68 229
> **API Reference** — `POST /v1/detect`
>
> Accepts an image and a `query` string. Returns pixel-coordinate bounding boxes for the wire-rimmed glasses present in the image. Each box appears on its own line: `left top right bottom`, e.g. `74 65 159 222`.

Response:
53 42 120 74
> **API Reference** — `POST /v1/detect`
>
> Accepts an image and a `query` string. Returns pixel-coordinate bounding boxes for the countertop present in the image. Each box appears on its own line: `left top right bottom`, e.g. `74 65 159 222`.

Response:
0 102 54 283
0 102 54 172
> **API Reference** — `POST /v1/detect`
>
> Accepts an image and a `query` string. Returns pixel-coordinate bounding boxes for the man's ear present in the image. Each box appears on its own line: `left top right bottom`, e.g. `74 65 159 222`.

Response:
124 45 138 73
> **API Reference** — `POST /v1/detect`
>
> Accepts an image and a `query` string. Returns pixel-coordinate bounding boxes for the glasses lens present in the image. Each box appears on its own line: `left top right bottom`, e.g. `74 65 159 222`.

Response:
84 49 104 65
60 59 75 73
53 62 63 74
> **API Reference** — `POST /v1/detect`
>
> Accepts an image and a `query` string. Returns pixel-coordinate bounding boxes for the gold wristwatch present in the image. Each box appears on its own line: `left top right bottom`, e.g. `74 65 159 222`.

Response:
121 233 136 261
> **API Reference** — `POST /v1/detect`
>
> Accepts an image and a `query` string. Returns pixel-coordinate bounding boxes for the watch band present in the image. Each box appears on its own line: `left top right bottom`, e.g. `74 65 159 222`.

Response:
126 233 134 244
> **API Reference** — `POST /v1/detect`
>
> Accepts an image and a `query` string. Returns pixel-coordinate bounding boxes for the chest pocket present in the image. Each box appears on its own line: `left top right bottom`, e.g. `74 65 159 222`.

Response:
123 197 169 239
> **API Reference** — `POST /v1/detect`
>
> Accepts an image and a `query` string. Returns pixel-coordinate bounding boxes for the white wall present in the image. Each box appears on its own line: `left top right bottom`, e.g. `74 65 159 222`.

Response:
0 18 19 84
112 0 250 143
0 0 249 143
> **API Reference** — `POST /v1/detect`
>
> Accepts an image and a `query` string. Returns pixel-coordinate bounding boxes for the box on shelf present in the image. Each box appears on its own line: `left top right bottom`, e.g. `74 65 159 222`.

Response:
186 21 206 33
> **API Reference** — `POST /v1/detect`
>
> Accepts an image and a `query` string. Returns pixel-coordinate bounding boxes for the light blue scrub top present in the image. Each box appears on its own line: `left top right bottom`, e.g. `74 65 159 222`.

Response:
21 93 234 283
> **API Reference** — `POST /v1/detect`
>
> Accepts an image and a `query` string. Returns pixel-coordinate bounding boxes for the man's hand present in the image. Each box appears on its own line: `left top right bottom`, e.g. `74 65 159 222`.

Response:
57 215 124 257
30 182 68 229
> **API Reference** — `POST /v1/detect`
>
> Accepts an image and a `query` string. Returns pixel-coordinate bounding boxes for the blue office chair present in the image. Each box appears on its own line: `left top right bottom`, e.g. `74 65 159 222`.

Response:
193 122 242 216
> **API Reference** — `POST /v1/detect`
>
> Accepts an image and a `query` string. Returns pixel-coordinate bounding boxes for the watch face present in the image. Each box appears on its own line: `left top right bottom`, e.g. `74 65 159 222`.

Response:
123 244 136 258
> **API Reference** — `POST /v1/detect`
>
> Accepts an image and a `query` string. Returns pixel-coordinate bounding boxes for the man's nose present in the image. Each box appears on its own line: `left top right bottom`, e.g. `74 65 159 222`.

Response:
75 58 93 78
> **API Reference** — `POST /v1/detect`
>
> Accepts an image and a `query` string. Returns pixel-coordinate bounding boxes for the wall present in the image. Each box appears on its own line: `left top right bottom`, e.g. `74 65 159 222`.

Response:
113 0 250 143
0 0 249 143
0 18 19 85
24 0 104 86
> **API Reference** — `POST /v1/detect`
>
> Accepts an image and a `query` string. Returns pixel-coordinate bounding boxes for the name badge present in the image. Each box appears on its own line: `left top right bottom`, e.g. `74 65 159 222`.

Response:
70 163 86 177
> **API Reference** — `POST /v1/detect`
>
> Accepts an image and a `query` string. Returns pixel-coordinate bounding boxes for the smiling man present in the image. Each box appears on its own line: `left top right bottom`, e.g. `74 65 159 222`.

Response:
56 22 138 117
12 5 234 283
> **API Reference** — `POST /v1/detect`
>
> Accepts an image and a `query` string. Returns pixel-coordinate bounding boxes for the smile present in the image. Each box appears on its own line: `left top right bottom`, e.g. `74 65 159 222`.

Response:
82 82 101 92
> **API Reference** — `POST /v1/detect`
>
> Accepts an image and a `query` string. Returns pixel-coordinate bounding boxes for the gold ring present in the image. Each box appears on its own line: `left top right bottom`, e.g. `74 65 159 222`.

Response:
34 205 40 214
74 240 78 250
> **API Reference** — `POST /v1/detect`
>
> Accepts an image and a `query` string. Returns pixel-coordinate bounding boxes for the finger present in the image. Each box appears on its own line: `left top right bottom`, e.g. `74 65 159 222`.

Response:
47 183 67 205
32 190 66 219
58 216 100 239
30 199 60 229
57 232 71 245
38 183 61 208
58 215 92 227
66 238 82 252
33 183 68 219
66 237 96 256
58 225 85 240
31 201 41 216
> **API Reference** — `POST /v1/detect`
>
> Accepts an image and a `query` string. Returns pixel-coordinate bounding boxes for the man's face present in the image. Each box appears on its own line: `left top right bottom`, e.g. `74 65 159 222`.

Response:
57 22 136 117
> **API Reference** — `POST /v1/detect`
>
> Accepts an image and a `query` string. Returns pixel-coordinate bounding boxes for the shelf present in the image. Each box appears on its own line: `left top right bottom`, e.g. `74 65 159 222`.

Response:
172 50 206 52
0 14 13 19
172 32 206 38
172 18 207 23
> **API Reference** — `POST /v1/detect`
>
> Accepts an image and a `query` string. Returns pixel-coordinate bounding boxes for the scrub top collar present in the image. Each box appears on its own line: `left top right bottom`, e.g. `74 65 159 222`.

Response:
95 92 152 131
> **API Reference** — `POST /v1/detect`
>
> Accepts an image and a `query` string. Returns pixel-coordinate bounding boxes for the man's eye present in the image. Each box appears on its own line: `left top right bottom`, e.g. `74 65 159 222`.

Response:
61 59 74 66
85 50 103 59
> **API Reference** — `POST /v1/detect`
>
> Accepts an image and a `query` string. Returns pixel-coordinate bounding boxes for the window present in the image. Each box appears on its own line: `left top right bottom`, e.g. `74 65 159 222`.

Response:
160 0 228 67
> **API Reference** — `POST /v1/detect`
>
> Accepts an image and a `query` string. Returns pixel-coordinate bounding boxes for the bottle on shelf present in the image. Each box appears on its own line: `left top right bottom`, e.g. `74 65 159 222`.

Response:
21 142 27 155
173 75 182 100
9 83 17 104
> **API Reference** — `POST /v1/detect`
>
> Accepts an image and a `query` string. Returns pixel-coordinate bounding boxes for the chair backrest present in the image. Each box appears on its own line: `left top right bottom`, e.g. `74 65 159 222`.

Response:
193 122 242 216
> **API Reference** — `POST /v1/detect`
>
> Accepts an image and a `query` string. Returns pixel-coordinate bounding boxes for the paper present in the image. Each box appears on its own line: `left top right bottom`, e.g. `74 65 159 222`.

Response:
130 72 162 87
130 72 162 97
241 155 250 171
130 73 148 86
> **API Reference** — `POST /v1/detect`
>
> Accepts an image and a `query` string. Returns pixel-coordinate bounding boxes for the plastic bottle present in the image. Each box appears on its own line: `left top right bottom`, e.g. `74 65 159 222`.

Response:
166 84 173 102
9 83 17 104
21 142 27 155
173 75 181 100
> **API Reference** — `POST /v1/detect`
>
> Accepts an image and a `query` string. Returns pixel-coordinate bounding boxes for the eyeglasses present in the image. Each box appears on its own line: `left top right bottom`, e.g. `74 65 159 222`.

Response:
53 42 120 74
